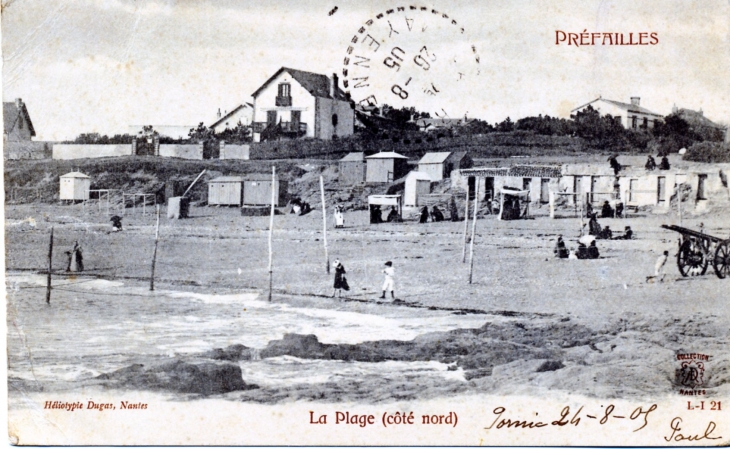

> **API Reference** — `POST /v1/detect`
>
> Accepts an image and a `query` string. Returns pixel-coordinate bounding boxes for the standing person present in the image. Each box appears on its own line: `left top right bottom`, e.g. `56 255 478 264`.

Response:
65 241 84 272
332 259 348 297
419 206 429 223
653 250 669 282
379 261 395 300
334 205 345 228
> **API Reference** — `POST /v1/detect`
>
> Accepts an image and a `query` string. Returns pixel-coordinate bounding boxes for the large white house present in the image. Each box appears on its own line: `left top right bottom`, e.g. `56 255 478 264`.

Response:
251 67 354 142
571 96 663 130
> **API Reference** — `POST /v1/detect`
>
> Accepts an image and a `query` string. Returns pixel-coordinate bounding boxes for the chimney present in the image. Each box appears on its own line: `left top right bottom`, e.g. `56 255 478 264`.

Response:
672 104 678 114
15 98 22 108
330 73 338 98
698 108 703 116
217 108 221 119
630 97 640 106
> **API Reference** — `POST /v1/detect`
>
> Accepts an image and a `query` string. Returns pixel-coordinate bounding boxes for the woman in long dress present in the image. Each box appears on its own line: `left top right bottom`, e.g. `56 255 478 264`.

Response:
332 259 348 297
334 205 345 228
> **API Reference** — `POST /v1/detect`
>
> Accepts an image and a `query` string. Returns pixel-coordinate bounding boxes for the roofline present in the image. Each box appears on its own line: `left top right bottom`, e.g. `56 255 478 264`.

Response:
209 104 251 128
570 97 602 113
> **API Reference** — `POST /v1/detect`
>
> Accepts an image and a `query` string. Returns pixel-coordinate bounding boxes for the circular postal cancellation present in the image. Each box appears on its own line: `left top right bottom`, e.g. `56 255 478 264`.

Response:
340 5 481 119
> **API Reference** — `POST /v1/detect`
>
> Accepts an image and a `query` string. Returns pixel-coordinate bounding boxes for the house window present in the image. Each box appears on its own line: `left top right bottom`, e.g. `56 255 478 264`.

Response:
276 83 292 106
332 114 338 127
642 117 648 129
631 116 637 129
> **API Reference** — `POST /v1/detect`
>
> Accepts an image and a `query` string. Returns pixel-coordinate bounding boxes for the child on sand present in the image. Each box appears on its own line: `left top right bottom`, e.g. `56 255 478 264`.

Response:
379 261 395 300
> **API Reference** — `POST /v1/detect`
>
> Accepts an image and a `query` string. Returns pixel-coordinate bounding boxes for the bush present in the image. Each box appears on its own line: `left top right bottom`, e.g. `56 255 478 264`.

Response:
683 141 730 163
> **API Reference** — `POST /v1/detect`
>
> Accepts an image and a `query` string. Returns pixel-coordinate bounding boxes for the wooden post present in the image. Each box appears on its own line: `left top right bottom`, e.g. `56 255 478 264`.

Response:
320 176 330 274
46 227 54 304
268 166 276 302
468 178 480 284
677 184 683 225
150 205 160 291
461 182 470 263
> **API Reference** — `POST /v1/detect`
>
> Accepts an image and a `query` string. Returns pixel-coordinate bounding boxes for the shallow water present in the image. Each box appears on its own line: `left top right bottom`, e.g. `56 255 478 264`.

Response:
6 273 491 386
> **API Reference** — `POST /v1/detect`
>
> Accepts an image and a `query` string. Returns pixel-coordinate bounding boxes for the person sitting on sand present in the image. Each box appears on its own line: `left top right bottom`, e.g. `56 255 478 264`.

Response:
601 200 614 218
645 155 657 171
370 205 383 224
431 206 445 222
419 206 429 223
614 225 633 240
110 215 123 232
588 213 602 236
554 235 569 259
598 226 613 240
659 155 670 170
386 206 399 222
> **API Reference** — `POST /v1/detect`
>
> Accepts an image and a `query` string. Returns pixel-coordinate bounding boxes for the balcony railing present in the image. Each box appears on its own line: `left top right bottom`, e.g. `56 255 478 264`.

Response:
275 96 292 106
279 122 307 133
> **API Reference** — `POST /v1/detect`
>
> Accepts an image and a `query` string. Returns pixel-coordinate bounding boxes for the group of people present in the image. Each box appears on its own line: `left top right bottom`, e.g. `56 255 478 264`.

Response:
553 235 600 260
331 259 396 301
369 205 402 223
419 205 445 223
645 155 671 171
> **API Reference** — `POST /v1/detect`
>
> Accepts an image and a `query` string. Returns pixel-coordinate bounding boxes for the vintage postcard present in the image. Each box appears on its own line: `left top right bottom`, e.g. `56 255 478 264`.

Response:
3 0 729 446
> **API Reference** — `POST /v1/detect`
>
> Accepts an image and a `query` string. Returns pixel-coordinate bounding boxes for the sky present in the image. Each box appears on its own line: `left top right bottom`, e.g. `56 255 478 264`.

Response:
2 0 729 141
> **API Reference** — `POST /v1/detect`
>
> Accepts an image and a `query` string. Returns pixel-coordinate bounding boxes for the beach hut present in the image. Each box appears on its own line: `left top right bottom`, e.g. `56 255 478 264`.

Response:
207 176 243 206
339 152 366 185
243 174 288 206
417 151 472 181
404 171 432 207
365 152 409 183
59 172 90 201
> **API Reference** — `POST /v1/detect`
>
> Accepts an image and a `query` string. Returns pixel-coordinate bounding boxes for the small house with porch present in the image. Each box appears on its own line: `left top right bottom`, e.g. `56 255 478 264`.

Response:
417 151 472 181
207 176 243 206
365 151 409 183
454 165 562 204
339 152 366 185
59 172 90 201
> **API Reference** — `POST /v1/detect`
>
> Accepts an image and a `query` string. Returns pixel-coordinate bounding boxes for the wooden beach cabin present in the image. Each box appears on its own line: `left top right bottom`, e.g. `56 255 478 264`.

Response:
59 172 90 201
365 151 409 183
417 151 472 181
207 176 243 206
339 152 366 185
243 174 288 206
404 171 432 207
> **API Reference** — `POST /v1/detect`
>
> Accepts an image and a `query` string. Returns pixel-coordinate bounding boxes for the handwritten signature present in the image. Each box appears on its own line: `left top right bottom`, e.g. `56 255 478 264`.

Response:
485 404 657 432
664 417 722 442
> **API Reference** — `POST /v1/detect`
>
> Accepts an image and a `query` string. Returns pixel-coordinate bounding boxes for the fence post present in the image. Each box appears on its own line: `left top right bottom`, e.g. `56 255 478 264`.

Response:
46 227 54 304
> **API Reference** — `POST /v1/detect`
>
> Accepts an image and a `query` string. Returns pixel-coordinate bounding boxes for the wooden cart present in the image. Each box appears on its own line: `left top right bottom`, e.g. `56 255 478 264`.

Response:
661 224 730 279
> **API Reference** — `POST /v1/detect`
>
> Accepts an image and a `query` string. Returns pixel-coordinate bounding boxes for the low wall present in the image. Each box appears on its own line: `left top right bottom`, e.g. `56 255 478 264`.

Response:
220 144 250 160
53 144 132 160
159 144 203 160
4 141 52 160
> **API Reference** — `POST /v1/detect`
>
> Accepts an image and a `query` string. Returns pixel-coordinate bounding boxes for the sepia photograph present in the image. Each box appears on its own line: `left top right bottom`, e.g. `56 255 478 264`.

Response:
3 0 729 445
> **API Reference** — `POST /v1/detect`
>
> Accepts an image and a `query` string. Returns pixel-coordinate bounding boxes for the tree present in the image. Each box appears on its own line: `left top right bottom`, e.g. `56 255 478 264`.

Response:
495 117 514 132
216 121 251 144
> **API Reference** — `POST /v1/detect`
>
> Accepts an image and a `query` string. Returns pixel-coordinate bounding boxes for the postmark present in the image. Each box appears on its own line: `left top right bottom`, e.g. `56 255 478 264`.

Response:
340 5 480 118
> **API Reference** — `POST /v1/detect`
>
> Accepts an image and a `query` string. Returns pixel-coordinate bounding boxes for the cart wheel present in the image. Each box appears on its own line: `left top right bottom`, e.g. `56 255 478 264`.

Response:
677 239 708 277
713 240 730 279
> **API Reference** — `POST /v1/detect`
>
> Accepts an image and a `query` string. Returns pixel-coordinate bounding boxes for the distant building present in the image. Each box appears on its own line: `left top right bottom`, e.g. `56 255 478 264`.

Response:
417 151 473 181
3 98 35 142
365 152 409 184
414 117 474 133
128 125 195 140
208 103 254 134
339 152 366 185
59 172 90 201
251 67 354 142
572 96 662 130
672 106 728 141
